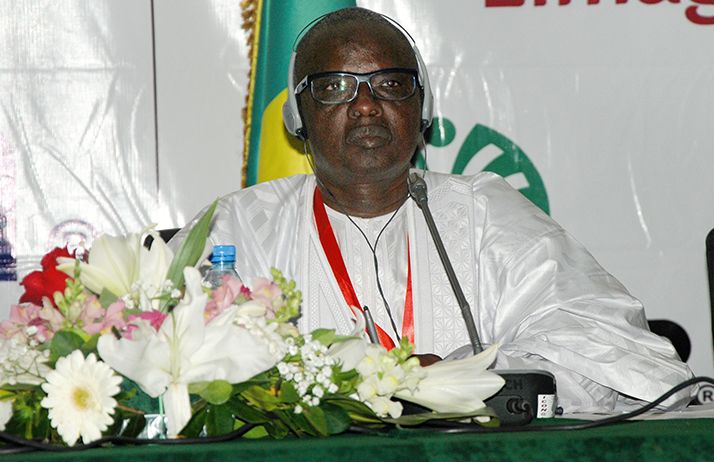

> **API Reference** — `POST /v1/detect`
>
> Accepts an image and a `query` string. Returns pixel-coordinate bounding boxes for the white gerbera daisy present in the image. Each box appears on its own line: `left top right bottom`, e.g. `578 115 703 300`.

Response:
40 350 122 446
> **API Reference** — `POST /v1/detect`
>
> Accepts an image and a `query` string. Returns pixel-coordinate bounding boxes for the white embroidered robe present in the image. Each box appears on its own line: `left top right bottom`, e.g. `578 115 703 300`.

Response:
171 171 694 413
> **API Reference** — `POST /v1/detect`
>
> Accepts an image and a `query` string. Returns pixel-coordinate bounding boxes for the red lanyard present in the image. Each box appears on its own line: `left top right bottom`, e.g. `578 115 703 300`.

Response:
313 187 414 350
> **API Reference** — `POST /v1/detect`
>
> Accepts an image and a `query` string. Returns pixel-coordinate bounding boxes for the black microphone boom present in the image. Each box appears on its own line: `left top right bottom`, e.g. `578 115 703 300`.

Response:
407 173 557 426
408 173 483 354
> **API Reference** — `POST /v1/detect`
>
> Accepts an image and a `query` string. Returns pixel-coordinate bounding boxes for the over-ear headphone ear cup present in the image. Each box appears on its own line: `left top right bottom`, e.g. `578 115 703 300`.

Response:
412 46 433 132
283 52 305 137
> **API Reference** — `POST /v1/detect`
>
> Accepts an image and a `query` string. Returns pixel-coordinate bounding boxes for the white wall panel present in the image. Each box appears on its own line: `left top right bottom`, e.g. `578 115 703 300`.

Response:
153 0 249 228
362 0 714 376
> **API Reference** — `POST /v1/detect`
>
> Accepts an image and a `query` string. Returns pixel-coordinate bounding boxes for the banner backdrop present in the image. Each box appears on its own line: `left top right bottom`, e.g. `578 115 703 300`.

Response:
359 0 714 377
0 0 157 307
0 0 251 318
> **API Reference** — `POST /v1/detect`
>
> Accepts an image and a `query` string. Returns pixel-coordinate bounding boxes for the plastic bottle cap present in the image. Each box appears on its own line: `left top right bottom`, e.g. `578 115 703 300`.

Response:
210 245 236 263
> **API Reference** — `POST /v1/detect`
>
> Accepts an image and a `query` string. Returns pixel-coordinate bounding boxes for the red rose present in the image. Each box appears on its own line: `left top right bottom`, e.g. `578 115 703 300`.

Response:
19 247 76 308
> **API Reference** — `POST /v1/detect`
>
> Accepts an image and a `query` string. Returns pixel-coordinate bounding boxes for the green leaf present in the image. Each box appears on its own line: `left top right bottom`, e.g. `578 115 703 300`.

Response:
120 411 147 438
0 383 36 392
320 402 352 435
241 385 280 411
120 379 159 414
310 328 337 346
278 381 299 403
5 387 52 441
49 330 85 363
273 408 316 437
239 423 269 439
303 406 328 436
231 372 274 393
205 403 235 436
188 381 209 395
32 406 51 441
115 388 137 403
99 288 118 308
164 200 218 294
263 416 290 439
198 380 233 405
105 413 123 436
324 397 382 425
80 334 100 356
181 403 208 437
36 410 51 440
227 396 270 424
107 402 146 439
332 368 360 392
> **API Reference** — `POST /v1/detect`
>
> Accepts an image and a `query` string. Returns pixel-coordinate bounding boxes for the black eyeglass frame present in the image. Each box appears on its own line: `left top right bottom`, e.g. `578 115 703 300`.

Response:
294 67 419 105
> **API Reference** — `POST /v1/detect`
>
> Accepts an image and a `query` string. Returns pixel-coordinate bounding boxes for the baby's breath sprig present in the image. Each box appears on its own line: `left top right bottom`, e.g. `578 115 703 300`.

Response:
276 335 340 413
151 279 183 311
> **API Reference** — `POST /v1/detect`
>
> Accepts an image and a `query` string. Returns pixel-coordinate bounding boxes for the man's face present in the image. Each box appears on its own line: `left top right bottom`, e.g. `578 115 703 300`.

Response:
299 26 422 189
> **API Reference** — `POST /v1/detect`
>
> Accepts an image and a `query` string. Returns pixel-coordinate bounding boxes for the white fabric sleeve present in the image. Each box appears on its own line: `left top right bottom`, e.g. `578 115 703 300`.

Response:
473 177 695 413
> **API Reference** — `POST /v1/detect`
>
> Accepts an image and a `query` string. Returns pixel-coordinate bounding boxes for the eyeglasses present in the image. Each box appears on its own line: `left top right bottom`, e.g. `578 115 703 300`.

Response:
294 68 418 105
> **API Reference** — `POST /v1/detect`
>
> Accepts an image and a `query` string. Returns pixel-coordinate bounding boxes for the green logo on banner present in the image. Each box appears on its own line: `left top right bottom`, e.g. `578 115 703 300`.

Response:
422 117 550 215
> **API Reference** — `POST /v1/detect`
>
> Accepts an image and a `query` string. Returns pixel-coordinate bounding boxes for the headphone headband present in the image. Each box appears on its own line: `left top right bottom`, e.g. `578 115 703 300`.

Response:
282 11 434 141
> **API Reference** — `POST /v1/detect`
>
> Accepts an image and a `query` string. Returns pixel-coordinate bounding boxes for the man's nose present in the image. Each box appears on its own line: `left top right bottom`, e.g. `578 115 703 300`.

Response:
348 82 382 118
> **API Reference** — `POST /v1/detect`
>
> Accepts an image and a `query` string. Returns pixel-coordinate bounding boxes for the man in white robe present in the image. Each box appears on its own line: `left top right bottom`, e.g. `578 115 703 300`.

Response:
172 171 693 413
172 8 694 413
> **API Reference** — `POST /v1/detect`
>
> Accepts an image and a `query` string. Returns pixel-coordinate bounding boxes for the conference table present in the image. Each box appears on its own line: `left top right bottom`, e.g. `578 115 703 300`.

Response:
4 416 713 461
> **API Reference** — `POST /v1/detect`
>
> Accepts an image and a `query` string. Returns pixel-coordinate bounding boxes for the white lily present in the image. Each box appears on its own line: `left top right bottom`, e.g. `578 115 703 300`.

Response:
327 313 368 371
329 341 373 378
329 338 368 372
57 228 174 310
57 233 140 297
394 344 505 413
329 317 504 416
137 229 174 307
97 267 279 437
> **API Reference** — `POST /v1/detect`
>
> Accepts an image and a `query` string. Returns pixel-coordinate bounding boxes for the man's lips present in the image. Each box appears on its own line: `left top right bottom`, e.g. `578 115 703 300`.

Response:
345 125 392 148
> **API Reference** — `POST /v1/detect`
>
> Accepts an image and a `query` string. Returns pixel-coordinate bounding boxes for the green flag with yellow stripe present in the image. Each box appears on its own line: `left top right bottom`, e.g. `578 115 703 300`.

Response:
243 0 355 187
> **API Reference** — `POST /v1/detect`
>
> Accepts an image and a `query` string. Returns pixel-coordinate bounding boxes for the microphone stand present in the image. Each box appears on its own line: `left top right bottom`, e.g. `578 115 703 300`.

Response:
408 172 557 426
408 173 483 354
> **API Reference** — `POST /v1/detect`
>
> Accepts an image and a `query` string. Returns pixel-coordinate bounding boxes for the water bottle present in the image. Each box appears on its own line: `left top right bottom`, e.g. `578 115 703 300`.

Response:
203 245 240 289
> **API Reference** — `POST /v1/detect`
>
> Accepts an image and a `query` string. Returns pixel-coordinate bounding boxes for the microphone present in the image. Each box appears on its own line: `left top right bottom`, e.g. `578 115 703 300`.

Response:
408 173 483 354
362 306 380 344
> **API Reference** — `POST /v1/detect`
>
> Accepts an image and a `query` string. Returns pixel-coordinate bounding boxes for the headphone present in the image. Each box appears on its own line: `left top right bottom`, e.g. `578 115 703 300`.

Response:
282 13 434 141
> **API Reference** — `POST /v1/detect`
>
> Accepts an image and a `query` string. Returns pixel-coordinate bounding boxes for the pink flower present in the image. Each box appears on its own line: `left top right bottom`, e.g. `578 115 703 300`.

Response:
82 298 128 335
249 277 283 318
129 310 167 331
77 296 104 334
204 275 249 322
0 302 65 343
123 310 167 340
103 300 129 332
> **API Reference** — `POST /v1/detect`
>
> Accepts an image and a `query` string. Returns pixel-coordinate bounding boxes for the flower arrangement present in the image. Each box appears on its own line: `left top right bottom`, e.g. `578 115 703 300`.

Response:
0 203 505 448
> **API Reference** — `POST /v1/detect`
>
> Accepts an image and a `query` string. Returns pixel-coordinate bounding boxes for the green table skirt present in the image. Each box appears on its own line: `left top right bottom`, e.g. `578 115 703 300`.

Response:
4 418 713 462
